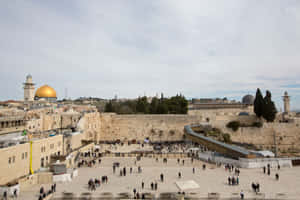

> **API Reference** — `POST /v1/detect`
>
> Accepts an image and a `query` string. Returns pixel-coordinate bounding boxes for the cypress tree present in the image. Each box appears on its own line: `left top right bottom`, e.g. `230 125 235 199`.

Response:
262 90 277 122
254 88 264 118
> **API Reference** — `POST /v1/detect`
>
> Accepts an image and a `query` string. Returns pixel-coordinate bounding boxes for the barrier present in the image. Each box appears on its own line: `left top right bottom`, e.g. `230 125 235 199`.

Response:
198 152 293 168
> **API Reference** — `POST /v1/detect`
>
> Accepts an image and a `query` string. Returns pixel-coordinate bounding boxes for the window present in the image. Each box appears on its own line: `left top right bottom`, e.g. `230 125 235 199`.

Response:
25 152 28 158
8 157 11 164
22 153 24 159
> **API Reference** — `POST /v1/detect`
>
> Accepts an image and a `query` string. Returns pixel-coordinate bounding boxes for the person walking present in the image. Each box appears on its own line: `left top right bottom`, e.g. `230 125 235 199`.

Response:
123 167 126 176
133 188 136 196
3 191 7 200
13 189 18 198
240 190 244 199
40 186 44 195
160 173 164 182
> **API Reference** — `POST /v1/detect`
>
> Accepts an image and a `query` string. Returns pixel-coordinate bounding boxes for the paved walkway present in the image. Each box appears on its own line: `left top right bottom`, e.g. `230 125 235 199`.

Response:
20 157 300 199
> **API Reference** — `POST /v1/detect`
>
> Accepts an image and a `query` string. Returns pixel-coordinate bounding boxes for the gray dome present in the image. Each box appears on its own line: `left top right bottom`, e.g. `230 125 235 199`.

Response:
242 95 254 105
239 112 249 116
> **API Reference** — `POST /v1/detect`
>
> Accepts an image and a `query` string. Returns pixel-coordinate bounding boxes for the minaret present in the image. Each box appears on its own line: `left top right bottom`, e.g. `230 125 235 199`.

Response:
282 91 290 113
23 74 35 101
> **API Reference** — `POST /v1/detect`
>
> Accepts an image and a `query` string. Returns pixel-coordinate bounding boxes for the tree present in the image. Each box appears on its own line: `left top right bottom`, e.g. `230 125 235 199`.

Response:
157 99 168 114
150 97 159 114
254 88 264 118
104 100 114 112
262 90 277 122
136 96 150 114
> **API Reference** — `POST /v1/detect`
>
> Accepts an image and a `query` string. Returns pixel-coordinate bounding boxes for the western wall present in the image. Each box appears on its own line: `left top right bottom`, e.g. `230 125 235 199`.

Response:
99 113 202 141
98 111 300 154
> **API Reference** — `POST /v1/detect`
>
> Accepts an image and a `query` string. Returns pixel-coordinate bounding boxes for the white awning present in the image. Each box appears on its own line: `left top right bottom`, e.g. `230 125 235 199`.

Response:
175 180 199 191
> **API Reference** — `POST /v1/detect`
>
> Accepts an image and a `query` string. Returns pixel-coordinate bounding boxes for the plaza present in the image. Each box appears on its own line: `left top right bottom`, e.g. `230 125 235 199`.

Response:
19 156 300 199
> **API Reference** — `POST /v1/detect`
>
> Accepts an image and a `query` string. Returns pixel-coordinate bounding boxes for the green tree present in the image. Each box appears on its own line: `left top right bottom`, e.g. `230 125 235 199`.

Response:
136 96 150 114
150 97 159 114
254 88 264 118
104 100 114 112
262 90 277 122
157 99 168 114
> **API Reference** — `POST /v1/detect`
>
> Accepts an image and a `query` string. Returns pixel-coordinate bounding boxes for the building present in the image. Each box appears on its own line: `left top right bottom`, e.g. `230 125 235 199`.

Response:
34 85 57 102
23 75 35 102
283 91 290 113
23 75 57 103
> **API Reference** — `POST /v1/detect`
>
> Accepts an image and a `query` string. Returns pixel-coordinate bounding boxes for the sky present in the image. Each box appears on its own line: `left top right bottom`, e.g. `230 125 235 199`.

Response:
0 0 300 110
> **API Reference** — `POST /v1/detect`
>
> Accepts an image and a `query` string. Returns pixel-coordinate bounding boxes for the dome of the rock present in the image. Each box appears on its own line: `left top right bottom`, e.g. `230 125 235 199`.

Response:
34 85 57 102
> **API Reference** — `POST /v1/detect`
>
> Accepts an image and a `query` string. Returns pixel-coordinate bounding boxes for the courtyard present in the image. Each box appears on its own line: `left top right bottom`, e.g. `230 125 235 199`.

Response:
19 156 300 199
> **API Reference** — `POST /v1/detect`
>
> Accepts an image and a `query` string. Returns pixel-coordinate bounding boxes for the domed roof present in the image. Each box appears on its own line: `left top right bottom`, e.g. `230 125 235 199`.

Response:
242 94 254 105
35 85 57 98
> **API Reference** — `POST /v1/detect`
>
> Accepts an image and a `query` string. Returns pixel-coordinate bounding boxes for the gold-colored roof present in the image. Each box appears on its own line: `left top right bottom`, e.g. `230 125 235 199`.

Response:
35 85 57 98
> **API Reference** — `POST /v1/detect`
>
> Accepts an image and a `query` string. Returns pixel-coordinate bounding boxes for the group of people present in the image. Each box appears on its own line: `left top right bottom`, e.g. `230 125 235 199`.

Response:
263 164 280 180
87 176 108 191
227 176 239 185
251 182 260 194
2 189 18 200
38 184 56 200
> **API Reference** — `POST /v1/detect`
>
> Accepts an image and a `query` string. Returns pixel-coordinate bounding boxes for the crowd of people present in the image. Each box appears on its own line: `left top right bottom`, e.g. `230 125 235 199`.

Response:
87 176 108 191
38 184 56 200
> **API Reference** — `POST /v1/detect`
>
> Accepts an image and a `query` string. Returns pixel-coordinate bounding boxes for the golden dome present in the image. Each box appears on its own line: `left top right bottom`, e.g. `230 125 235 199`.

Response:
35 85 57 98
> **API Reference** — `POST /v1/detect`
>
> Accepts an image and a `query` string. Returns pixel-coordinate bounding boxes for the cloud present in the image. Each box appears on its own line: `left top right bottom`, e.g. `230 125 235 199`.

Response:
0 0 300 109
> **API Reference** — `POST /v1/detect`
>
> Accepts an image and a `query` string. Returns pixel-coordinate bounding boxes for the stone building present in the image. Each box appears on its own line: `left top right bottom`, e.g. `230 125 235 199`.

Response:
23 75 35 102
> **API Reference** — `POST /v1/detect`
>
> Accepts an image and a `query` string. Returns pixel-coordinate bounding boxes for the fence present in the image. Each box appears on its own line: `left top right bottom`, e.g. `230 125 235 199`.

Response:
198 152 295 168
98 152 189 158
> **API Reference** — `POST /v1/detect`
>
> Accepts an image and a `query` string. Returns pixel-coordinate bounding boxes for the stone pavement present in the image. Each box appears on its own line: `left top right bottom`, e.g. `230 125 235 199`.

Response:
19 157 300 199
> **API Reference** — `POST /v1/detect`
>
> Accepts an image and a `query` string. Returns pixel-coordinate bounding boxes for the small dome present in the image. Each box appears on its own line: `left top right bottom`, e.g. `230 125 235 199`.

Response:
35 85 57 98
239 112 249 116
242 95 254 105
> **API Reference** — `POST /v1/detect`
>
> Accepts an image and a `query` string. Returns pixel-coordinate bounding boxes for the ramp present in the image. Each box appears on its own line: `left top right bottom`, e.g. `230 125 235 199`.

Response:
184 125 255 159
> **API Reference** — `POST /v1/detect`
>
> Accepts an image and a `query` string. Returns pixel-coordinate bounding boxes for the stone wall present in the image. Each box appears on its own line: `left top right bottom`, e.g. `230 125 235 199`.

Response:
31 135 63 171
78 112 101 141
98 113 300 153
0 143 30 185
99 114 202 141
227 123 300 152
